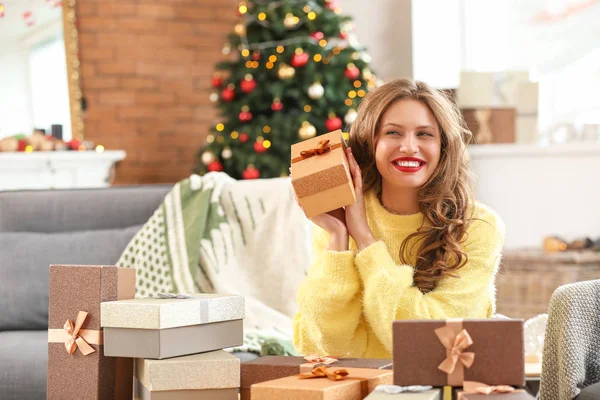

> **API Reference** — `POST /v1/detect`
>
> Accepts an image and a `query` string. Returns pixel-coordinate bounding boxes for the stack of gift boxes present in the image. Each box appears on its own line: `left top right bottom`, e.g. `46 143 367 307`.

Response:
238 320 533 400
46 264 244 400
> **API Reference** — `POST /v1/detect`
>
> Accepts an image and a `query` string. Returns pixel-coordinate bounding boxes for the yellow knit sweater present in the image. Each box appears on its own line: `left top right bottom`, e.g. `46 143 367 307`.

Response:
293 190 505 359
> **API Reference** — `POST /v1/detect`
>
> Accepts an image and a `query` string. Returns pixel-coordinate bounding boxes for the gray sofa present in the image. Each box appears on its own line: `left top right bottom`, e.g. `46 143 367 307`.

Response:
0 185 184 399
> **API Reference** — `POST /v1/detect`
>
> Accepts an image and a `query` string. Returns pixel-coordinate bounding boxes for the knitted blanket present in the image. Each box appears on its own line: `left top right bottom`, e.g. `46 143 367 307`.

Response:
116 172 311 355
539 279 600 399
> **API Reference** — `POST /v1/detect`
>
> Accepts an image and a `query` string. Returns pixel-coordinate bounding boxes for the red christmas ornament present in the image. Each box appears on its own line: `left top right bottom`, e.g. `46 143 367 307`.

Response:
310 31 324 41
271 98 283 112
207 160 224 172
252 51 261 60
17 139 29 152
339 31 348 40
67 139 81 150
211 76 222 88
240 75 257 94
221 87 235 102
291 51 309 68
325 0 337 11
344 64 360 80
239 132 249 143
242 165 260 180
325 115 343 131
253 141 267 153
239 109 253 123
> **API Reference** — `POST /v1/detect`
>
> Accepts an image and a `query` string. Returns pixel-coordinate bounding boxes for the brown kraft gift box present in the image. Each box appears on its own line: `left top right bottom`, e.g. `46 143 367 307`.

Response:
241 356 392 400
47 264 136 400
454 381 533 399
251 366 393 400
291 129 356 218
393 319 524 387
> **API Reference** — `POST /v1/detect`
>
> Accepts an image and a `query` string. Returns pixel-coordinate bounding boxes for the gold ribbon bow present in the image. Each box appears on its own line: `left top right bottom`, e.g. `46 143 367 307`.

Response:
300 140 333 158
303 355 339 365
435 325 475 385
63 311 96 355
299 366 349 381
463 381 516 395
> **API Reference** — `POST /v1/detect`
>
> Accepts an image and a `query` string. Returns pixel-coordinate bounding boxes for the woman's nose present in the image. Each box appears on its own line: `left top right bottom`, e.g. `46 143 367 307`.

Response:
399 135 418 154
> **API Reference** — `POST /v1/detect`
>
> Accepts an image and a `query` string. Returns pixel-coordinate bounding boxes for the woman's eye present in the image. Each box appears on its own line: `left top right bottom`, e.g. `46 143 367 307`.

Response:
418 131 433 137
386 131 399 135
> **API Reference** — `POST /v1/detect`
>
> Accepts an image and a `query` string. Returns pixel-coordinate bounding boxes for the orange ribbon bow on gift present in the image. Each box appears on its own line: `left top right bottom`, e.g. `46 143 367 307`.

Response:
299 366 349 381
303 355 339 365
300 140 333 158
62 311 96 356
435 326 475 375
463 381 516 395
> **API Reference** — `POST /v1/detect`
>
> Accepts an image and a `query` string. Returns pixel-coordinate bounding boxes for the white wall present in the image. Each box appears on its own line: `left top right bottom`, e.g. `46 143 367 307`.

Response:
341 0 462 88
0 42 33 138
341 0 414 81
470 143 600 249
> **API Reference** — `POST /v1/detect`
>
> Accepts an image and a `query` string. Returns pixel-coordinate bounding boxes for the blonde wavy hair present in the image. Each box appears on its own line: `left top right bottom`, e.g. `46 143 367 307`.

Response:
348 78 475 293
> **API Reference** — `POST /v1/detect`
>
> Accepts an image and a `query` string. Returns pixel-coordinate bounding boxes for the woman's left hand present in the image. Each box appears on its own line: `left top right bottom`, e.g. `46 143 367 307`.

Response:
345 147 377 250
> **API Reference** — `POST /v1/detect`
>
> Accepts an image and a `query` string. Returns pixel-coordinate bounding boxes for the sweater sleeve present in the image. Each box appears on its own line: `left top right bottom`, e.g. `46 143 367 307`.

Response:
292 225 368 357
355 208 505 355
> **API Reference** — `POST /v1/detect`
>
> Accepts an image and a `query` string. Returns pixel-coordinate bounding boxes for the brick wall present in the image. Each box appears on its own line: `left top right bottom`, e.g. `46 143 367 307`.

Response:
77 0 237 184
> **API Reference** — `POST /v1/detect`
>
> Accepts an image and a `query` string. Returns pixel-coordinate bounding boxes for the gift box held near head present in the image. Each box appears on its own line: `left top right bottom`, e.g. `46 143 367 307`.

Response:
47 264 136 400
393 319 525 387
291 129 356 218
101 293 244 359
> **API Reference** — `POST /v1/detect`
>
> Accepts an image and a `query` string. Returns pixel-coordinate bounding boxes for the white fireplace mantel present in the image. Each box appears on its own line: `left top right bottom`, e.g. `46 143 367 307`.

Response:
0 150 126 191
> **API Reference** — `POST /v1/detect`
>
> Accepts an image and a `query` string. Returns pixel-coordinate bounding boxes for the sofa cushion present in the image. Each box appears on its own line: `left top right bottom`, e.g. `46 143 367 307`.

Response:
0 225 142 331
578 382 600 400
0 185 170 233
0 330 47 400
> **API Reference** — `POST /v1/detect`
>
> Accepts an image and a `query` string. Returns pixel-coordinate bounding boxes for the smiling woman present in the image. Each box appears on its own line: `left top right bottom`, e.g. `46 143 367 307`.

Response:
0 0 83 142
292 78 506 359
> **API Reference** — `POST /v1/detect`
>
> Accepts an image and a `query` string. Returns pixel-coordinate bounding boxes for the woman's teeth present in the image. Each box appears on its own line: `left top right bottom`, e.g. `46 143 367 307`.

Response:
394 161 421 167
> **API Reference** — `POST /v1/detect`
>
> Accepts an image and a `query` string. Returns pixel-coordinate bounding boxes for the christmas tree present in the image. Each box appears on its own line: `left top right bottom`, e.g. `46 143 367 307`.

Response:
196 0 376 180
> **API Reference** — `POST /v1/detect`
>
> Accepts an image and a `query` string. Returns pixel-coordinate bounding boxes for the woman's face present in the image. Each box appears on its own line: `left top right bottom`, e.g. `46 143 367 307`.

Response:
374 99 442 191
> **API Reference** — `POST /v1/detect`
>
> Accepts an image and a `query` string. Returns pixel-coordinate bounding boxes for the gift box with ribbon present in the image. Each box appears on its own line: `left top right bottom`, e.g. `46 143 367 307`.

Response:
47 264 136 400
241 355 392 400
251 366 393 400
101 293 244 359
134 350 240 400
454 381 534 399
290 129 356 218
363 385 442 399
392 319 525 387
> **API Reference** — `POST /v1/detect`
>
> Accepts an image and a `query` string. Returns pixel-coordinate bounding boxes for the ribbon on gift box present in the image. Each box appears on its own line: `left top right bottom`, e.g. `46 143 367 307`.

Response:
456 381 526 399
155 293 211 322
292 139 343 164
157 293 191 299
47 311 103 356
299 354 340 372
374 384 434 394
435 319 475 386
298 366 370 397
